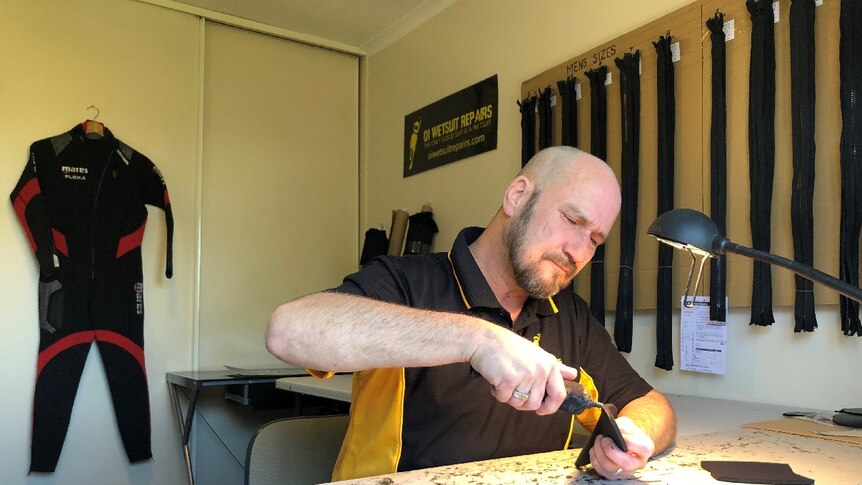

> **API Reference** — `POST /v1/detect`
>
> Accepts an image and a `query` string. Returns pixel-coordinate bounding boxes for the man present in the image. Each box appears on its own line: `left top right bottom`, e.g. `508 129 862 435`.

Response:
266 146 676 481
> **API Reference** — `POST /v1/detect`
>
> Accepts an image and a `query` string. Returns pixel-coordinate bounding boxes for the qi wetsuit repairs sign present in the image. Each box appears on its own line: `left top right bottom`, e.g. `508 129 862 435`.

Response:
403 75 498 177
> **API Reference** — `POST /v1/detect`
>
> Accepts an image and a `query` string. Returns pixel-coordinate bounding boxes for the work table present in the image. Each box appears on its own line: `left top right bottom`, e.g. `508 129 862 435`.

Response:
325 394 861 484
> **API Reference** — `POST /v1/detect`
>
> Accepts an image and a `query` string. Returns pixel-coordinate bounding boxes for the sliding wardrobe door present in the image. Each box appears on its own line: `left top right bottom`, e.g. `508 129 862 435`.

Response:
199 22 358 367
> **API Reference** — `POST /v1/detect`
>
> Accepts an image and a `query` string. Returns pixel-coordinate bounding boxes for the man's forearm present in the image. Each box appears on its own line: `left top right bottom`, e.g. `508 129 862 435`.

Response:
266 292 489 372
619 390 677 454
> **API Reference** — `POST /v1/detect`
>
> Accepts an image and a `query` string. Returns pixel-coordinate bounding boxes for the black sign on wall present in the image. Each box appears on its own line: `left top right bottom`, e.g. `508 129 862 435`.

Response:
403 75 498 177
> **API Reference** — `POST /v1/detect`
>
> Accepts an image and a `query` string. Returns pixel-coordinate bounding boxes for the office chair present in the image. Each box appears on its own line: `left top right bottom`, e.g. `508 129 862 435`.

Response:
245 414 349 485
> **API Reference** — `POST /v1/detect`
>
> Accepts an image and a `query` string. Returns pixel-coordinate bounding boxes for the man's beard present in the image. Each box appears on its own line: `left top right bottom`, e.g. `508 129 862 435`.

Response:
506 192 576 299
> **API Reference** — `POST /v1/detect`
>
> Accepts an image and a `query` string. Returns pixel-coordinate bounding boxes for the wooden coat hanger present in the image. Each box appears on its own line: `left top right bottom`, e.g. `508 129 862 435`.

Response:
83 105 105 138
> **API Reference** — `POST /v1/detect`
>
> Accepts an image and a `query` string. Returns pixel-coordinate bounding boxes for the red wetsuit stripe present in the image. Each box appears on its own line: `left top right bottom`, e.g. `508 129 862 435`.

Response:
94 330 146 374
37 331 95 379
116 222 147 258
52 229 68 257
13 178 42 251
163 189 170 206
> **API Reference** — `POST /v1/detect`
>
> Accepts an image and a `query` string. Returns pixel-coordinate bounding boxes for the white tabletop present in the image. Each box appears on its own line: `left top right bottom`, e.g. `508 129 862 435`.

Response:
322 394 860 484
275 373 353 402
325 426 861 484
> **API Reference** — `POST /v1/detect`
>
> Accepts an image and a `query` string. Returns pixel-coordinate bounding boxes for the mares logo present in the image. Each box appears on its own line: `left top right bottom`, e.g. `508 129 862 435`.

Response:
61 165 88 181
134 282 144 315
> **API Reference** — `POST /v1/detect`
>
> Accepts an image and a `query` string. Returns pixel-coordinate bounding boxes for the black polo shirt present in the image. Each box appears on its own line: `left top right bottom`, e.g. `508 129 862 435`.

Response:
329 227 652 481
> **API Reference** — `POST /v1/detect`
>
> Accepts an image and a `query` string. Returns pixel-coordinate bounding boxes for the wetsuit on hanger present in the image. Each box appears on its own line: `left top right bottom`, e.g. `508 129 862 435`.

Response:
10 123 173 472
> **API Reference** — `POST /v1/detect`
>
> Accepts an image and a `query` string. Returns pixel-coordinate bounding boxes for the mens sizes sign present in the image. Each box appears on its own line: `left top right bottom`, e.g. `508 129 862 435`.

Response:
403 75 498 177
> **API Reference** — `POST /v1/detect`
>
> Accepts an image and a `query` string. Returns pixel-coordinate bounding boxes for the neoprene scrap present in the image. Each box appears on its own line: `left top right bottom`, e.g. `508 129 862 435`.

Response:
585 65 609 326
613 50 641 353
654 35 675 370
701 461 813 484
707 11 728 324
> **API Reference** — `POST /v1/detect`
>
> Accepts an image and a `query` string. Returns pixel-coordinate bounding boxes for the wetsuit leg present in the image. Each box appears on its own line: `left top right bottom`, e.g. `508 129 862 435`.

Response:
93 255 152 463
95 328 151 463
30 328 93 472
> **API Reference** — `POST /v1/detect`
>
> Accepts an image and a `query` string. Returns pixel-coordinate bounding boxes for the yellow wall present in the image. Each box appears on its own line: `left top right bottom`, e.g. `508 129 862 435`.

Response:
363 0 862 410
1 1 196 483
0 1 358 484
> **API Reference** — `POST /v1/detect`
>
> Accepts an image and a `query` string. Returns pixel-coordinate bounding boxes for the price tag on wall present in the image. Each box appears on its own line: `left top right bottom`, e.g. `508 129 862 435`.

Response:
670 42 681 62
724 19 735 41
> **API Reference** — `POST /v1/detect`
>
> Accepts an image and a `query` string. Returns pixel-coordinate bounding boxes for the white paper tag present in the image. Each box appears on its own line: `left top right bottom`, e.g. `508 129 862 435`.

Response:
575 82 582 101
723 19 735 41
670 42 681 62
605 71 612 86
550 95 557 108
680 296 728 375
773 1 780 23
815 0 823 6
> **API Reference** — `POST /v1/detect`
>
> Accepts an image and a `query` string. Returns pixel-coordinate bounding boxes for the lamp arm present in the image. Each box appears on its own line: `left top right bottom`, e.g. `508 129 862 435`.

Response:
718 240 862 304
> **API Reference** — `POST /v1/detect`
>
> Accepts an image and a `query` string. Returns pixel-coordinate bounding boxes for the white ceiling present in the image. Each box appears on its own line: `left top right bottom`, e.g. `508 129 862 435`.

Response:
171 0 455 54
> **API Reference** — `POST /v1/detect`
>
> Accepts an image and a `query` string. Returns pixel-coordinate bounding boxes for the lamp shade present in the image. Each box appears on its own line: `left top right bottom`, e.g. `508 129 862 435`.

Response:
647 208 862 305
647 208 725 255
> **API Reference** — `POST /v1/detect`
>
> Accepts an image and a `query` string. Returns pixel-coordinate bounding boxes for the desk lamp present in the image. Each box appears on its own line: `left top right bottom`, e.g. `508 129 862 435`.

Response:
646 208 862 307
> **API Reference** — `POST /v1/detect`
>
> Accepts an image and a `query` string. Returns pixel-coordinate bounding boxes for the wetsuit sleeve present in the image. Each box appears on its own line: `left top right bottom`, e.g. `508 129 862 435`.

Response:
140 157 174 279
10 148 59 280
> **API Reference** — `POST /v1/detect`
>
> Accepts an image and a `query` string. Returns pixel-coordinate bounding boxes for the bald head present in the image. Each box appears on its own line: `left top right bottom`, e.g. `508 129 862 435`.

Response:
519 146 620 197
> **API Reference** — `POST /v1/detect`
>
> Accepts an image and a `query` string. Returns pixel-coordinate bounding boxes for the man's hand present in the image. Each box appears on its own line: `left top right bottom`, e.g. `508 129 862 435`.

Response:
468 326 578 415
587 416 655 479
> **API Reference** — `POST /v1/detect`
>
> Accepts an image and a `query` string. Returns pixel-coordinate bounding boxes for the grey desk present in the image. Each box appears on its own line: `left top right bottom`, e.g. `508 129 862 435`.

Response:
323 394 861 484
166 367 308 485
275 373 353 402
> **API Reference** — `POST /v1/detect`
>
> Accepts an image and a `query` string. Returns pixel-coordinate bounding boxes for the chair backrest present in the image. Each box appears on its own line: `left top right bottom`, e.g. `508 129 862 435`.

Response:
245 414 350 485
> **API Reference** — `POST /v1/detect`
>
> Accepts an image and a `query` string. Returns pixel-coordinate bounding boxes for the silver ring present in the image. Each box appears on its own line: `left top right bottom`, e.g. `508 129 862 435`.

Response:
512 389 530 401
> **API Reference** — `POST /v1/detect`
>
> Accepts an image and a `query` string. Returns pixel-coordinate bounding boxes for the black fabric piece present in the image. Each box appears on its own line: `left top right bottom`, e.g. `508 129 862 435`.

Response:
701 461 814 484
404 211 439 255
790 0 818 332
707 12 729 323
838 0 862 336
359 228 389 267
538 86 553 150
613 51 641 353
586 66 609 325
517 96 537 168
654 36 675 370
556 78 579 148
833 412 862 428
747 0 776 327
574 405 627 469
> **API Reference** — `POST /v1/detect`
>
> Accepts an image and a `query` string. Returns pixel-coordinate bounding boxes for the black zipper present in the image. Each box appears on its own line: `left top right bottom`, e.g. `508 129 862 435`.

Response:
90 147 113 280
